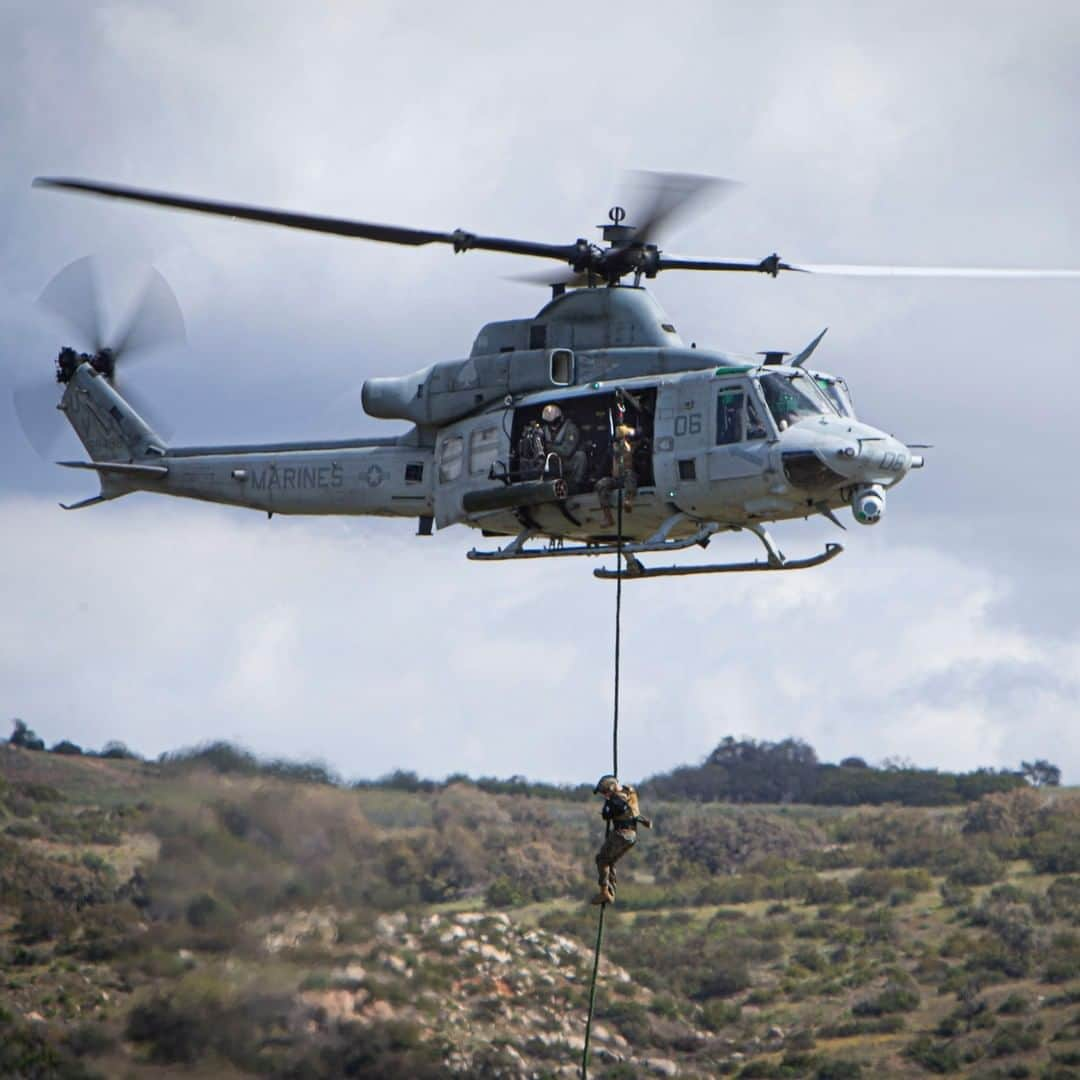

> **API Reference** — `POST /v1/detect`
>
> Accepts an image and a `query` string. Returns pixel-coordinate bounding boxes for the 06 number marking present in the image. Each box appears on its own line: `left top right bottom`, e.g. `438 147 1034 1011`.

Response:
674 413 702 437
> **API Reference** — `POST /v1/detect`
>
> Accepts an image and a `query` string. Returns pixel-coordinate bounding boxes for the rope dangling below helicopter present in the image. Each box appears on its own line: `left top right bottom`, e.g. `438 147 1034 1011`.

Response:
581 488 625 1080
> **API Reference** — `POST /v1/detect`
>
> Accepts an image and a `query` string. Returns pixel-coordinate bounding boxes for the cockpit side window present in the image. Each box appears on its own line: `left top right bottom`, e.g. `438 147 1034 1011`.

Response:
746 396 768 439
717 383 769 444
716 390 744 445
759 372 827 428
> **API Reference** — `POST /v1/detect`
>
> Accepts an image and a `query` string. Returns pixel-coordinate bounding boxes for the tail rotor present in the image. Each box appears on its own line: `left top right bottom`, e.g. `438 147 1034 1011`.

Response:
13 256 186 457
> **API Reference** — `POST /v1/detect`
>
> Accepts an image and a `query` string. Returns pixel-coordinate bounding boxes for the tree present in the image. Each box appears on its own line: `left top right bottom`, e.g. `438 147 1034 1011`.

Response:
8 719 44 751
1021 759 1061 787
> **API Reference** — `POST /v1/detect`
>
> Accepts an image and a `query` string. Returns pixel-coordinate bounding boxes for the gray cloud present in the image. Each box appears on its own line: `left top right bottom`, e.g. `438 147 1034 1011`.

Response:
3 1 1080 779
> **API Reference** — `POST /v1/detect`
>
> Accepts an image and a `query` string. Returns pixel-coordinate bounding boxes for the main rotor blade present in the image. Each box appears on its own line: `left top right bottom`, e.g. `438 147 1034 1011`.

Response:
111 267 187 364
36 255 105 352
787 262 1080 278
624 171 739 245
507 267 591 289
658 254 799 275
34 177 577 263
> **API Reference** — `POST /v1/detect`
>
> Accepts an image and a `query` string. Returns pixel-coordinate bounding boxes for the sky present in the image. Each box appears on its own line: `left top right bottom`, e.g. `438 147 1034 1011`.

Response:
2 1 1079 783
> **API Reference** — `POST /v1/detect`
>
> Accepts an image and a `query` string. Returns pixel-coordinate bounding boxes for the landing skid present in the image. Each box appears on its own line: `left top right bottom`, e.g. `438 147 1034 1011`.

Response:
594 542 844 580
466 513 844 579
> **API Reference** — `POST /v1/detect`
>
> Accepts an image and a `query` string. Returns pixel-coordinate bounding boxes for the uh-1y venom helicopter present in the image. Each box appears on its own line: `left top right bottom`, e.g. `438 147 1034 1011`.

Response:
21 173 1080 580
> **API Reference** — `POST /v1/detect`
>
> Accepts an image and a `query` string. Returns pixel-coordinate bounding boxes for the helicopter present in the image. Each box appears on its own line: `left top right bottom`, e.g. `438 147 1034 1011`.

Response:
19 173 1080 580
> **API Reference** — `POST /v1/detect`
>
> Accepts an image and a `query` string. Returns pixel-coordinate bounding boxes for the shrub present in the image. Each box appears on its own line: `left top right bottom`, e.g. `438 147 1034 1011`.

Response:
693 957 752 1000
996 992 1029 1015
485 877 525 908
988 1021 1042 1057
702 999 742 1029
127 994 213 1064
50 740 83 755
63 1022 116 1057
8 719 45 751
815 1062 863 1080
904 1035 962 1073
946 848 1005 887
852 982 920 1016
805 878 848 906
1029 825 1080 874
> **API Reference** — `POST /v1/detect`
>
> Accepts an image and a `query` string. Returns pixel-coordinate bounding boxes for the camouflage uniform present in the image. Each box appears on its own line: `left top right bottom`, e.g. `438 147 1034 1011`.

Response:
591 776 651 905
596 424 638 524
543 415 587 487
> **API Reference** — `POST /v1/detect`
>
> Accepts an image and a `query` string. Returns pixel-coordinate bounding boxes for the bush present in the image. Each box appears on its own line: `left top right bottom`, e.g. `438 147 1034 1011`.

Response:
8 719 45 751
815 1062 863 1080
692 957 752 1000
996 992 1029 1015
702 999 742 1029
947 848 1005 887
988 1021 1042 1057
904 1035 962 1073
852 982 920 1016
64 1022 116 1057
99 740 138 760
805 878 848 906
50 740 83 755
1028 824 1080 874
485 877 525 908
127 994 211 1064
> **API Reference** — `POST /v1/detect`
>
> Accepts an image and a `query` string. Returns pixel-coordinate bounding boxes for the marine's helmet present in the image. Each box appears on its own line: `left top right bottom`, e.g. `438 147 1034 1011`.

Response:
541 404 563 423
593 774 620 795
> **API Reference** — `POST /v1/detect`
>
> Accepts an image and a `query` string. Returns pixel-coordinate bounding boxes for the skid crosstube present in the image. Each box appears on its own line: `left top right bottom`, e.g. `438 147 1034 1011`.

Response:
593 542 844 580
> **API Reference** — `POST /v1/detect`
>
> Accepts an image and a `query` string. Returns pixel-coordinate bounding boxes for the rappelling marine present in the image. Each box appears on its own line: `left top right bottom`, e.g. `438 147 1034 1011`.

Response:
591 775 651 905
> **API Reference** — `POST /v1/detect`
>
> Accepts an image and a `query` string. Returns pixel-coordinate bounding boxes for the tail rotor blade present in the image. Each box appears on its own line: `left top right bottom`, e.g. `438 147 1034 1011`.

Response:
36 255 105 353
115 377 172 442
110 267 187 364
13 372 66 459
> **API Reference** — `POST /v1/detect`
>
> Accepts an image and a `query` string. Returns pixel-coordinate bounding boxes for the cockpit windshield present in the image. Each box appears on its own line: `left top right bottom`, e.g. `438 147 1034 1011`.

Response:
814 376 856 419
758 371 829 428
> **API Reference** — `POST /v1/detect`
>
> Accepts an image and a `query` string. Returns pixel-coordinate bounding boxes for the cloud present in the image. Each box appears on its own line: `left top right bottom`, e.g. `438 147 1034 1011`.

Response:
3 2 1080 785
4 496 1077 782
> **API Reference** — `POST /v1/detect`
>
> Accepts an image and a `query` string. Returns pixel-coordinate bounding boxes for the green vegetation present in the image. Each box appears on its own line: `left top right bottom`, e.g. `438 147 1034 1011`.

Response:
1 724 1078 1077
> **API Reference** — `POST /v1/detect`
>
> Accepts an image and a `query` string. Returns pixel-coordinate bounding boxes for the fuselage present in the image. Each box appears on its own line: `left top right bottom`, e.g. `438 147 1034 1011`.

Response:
56 286 917 540
61 358 914 543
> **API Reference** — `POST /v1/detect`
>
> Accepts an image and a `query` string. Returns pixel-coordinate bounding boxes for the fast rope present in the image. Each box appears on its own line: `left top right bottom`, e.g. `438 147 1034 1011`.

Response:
581 488 624 1080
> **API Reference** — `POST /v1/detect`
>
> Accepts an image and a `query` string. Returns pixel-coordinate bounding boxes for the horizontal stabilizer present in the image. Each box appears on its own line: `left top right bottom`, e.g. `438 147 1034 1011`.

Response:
57 460 168 477
59 494 110 511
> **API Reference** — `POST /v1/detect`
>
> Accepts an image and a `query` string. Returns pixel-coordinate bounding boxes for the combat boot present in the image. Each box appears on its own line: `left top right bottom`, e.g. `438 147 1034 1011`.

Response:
590 885 616 905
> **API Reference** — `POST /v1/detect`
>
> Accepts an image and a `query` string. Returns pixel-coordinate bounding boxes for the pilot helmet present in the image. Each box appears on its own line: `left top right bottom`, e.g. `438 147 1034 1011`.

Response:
594 774 620 795
541 404 563 423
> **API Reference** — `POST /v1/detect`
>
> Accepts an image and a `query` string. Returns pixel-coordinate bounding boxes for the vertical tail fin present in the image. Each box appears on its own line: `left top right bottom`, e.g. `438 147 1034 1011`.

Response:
60 364 165 463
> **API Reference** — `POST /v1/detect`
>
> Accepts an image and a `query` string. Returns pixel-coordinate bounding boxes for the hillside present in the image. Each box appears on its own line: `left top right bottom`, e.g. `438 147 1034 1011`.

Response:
1 745 1079 1078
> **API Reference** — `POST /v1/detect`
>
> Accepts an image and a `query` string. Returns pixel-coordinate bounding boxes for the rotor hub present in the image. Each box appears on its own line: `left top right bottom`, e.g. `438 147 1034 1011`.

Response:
56 346 115 384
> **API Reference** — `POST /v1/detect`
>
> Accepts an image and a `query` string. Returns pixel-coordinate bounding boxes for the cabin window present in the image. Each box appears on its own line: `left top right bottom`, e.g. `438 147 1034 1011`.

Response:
469 426 500 476
405 463 424 484
549 348 574 386
438 435 464 482
530 324 548 350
